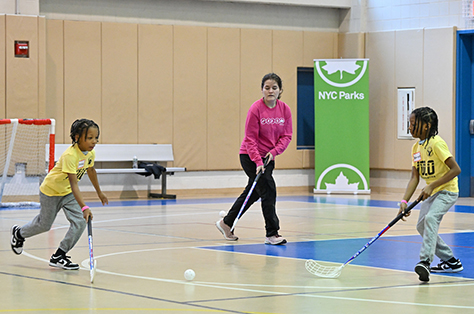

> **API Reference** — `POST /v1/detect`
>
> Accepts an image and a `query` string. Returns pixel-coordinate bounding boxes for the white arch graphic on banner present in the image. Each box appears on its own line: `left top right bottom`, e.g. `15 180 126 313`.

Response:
315 163 369 191
315 60 368 88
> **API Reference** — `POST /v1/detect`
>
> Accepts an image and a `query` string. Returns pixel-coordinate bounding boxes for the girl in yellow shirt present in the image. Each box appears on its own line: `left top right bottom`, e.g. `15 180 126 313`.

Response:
10 119 108 270
398 107 462 282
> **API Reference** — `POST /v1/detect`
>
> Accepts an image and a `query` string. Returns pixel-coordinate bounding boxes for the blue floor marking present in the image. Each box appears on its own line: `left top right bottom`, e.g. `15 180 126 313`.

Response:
202 232 474 279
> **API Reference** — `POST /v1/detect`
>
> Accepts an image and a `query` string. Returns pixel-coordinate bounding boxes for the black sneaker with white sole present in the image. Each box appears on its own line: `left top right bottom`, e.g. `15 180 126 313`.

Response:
10 225 24 255
431 258 463 273
415 261 430 282
49 254 80 270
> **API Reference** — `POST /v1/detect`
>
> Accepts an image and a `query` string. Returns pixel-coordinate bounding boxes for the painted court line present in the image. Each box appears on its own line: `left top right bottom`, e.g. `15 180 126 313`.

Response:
18 247 474 310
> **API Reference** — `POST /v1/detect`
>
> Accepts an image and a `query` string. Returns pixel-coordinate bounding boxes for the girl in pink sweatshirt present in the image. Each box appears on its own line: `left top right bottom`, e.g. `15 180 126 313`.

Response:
216 73 293 245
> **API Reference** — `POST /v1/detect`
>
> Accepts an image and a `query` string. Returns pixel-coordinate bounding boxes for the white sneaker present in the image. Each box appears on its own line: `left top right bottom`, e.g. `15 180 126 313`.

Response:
216 219 238 241
265 235 287 245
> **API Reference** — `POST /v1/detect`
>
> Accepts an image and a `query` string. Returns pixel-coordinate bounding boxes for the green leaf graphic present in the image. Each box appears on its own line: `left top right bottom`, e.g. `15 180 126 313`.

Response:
322 61 361 80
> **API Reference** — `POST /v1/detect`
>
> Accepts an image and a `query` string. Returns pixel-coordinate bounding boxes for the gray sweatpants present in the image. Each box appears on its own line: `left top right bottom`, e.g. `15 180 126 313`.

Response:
416 190 458 264
20 192 86 253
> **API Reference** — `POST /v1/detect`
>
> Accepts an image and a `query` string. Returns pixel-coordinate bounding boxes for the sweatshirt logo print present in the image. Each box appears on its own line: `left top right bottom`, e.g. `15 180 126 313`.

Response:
261 117 285 125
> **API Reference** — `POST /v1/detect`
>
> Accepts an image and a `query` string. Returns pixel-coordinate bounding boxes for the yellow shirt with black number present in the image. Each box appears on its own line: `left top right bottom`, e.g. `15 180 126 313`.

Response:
411 135 458 194
40 144 95 196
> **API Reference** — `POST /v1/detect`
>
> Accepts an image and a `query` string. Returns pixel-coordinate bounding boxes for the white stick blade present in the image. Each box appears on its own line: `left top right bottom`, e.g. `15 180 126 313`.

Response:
305 260 343 278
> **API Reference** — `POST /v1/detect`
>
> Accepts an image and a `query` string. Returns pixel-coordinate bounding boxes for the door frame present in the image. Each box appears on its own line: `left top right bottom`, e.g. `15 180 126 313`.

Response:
456 30 474 197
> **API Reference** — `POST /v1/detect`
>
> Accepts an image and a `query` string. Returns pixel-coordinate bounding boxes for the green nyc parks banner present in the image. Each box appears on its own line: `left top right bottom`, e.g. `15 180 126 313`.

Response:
313 59 370 194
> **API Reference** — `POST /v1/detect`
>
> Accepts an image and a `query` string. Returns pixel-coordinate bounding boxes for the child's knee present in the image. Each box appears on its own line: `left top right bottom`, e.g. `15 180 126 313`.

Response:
75 218 87 232
37 224 53 233
424 213 439 226
416 221 424 234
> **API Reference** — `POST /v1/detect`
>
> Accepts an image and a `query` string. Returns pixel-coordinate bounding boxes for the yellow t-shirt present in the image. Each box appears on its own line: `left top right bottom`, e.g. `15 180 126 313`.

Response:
40 144 95 196
411 135 458 194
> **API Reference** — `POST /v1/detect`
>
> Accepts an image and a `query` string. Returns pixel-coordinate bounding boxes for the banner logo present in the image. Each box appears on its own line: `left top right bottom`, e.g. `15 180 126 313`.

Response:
315 164 369 192
315 60 368 88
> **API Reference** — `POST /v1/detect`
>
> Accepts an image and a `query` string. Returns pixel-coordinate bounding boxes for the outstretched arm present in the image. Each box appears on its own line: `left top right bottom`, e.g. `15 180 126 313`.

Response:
87 167 108 206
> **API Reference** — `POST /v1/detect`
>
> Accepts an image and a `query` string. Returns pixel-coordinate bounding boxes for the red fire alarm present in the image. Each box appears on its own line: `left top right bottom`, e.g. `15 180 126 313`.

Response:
15 41 29 58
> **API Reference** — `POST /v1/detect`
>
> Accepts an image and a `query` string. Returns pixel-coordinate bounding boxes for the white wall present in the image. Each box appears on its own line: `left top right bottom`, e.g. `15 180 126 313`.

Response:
39 0 343 31
341 0 469 33
3 1 472 33
0 0 39 15
205 0 351 8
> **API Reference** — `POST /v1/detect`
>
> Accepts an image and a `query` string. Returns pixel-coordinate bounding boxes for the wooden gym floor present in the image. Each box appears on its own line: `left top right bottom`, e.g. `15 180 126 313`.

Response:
1 190 474 313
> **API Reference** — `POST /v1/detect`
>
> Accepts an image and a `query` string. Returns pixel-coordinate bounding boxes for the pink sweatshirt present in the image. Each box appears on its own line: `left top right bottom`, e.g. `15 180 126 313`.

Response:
240 98 293 167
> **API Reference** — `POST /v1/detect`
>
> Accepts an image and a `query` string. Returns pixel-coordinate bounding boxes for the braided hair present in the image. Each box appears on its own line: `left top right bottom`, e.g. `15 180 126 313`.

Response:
70 119 100 145
411 107 438 147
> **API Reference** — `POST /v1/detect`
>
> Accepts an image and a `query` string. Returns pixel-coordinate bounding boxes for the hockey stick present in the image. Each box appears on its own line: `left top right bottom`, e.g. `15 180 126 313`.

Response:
230 156 270 232
306 196 423 278
87 218 97 283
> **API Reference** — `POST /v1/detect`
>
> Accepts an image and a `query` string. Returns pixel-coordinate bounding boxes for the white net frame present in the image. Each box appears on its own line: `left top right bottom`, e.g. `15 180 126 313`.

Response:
0 119 55 208
305 260 344 278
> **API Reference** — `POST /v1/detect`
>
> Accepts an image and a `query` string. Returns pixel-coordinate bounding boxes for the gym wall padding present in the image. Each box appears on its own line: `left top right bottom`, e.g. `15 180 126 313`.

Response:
101 22 138 144
173 25 208 170
239 28 273 144
207 27 241 171
45 19 64 144
272 30 303 170
366 31 396 170
423 27 456 150
365 27 456 171
56 22 341 171
138 24 173 146
338 32 365 58
63 20 102 142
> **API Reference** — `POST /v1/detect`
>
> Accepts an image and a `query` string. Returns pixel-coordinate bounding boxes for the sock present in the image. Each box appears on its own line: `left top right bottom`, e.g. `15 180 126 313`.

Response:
447 257 457 264
53 248 66 257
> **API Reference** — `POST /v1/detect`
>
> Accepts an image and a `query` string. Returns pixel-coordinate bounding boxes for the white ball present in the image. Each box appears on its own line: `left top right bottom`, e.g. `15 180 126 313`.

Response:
219 210 226 218
184 269 195 281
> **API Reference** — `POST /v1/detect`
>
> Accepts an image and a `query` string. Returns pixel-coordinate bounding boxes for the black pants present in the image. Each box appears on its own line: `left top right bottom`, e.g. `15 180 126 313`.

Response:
223 154 280 237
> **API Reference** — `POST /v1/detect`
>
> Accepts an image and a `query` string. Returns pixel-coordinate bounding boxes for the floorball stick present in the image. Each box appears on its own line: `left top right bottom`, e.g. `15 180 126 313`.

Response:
306 196 422 278
87 218 97 283
230 156 270 232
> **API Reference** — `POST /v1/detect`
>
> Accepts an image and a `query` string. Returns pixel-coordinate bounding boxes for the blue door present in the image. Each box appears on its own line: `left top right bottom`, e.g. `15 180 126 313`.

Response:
456 30 474 197
296 67 315 149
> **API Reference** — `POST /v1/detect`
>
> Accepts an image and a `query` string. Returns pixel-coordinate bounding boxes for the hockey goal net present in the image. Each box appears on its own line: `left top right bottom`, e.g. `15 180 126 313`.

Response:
0 119 55 208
